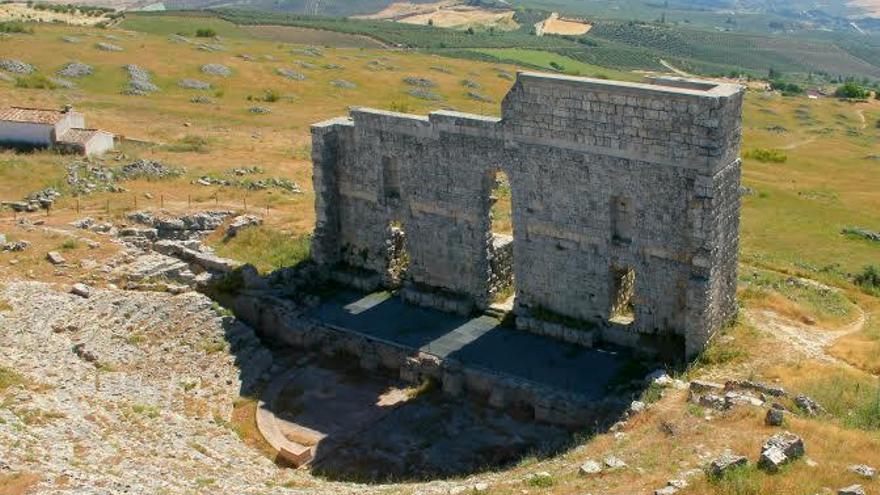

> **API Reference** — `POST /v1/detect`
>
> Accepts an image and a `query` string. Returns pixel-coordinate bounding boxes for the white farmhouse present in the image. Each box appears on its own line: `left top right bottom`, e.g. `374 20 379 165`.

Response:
0 106 114 156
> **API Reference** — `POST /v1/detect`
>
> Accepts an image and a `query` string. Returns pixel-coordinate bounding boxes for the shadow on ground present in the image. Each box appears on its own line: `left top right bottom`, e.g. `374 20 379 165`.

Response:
221 287 654 483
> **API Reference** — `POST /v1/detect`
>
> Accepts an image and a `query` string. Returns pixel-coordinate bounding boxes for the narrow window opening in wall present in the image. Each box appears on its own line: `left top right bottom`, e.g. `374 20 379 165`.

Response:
611 196 633 244
489 170 515 306
609 266 636 325
381 156 401 200
385 220 409 289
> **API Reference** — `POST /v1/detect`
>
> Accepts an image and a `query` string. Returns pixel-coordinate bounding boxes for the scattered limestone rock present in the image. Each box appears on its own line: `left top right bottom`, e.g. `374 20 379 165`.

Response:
604 455 627 469
407 88 443 101
95 42 123 52
838 485 866 495
467 91 492 102
276 68 307 80
758 431 805 472
249 106 271 114
118 159 182 180
57 61 93 78
178 78 212 90
765 408 785 426
47 251 66 265
123 64 159 95
690 380 724 394
849 464 877 479
578 460 601 476
0 58 35 74
709 453 748 478
794 394 826 416
2 240 30 252
225 215 262 240
629 400 646 415
201 63 232 77
70 283 91 299
403 76 437 88
72 342 99 363
330 79 356 89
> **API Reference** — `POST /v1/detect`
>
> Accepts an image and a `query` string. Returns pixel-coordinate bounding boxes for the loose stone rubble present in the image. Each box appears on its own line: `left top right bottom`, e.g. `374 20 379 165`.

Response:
123 64 159 95
848 464 877 479
709 452 748 478
794 394 826 416
758 431 805 472
0 58 35 74
201 63 232 77
838 485 866 495
2 187 62 212
225 214 262 240
95 41 123 51
57 61 93 78
276 68 307 80
178 78 212 90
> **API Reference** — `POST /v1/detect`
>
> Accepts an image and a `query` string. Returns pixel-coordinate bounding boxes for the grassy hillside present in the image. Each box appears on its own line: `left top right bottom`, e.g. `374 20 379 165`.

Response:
1 18 880 495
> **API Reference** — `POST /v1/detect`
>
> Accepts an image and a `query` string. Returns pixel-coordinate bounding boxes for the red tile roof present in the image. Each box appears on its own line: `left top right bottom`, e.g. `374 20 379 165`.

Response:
0 106 66 125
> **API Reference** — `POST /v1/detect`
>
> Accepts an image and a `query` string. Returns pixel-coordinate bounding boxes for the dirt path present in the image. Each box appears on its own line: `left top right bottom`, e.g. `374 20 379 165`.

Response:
746 303 867 367
780 136 817 150
658 59 692 78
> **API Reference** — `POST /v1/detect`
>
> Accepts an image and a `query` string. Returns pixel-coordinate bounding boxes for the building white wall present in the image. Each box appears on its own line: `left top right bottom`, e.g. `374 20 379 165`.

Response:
83 131 114 156
0 121 54 146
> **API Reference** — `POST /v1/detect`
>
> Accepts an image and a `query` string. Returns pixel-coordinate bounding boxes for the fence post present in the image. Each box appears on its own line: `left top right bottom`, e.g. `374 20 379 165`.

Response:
76 199 80 214
134 194 137 210
106 199 110 214
243 197 247 213
160 195 164 208
46 203 50 217
188 195 191 208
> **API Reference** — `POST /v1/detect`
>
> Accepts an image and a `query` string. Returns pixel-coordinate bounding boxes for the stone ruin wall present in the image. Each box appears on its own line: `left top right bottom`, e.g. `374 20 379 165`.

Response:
311 72 744 359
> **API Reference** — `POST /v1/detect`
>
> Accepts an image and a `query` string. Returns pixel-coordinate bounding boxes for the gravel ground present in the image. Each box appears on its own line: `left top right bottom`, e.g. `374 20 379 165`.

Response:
0 279 520 495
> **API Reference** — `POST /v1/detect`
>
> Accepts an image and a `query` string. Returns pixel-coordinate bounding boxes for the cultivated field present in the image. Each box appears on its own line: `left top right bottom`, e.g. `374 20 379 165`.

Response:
1 14 880 495
354 0 519 31
535 12 592 36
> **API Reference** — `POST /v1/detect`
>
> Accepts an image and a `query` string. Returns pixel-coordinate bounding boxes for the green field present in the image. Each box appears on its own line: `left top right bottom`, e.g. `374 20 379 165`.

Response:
468 48 639 81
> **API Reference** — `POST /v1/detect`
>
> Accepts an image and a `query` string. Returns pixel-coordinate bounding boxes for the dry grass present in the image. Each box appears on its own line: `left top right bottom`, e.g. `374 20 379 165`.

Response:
0 472 40 495
829 295 880 373
538 13 592 36
0 3 110 26
230 396 278 461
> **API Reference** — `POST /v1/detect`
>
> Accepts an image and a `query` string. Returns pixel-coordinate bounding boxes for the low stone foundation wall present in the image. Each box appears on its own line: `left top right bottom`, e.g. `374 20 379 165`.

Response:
515 315 596 348
219 290 625 428
399 283 474 316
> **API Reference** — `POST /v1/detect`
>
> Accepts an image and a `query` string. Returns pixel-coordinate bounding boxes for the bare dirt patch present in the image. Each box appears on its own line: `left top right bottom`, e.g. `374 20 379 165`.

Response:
535 12 592 36
355 0 519 31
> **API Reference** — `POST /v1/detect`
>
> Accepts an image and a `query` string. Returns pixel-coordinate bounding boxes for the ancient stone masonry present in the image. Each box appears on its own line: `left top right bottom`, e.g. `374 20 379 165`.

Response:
311 72 744 359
